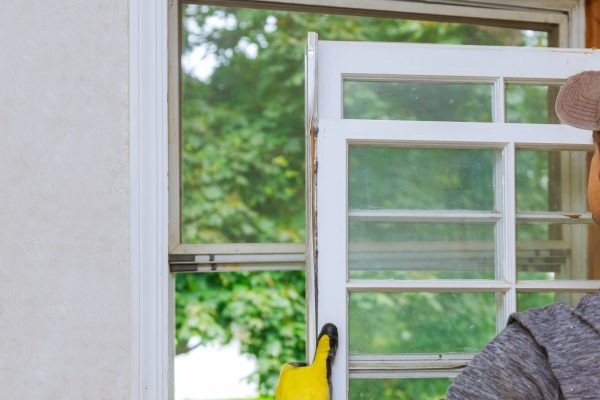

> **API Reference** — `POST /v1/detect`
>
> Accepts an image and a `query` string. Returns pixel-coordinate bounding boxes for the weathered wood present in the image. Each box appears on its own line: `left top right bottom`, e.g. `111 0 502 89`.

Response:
587 0 600 48
586 1 600 279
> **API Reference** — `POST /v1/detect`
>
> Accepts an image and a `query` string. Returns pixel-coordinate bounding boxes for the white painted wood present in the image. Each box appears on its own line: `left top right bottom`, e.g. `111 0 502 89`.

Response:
170 242 304 255
349 353 475 379
313 37 600 399
320 119 594 146
130 0 171 398
349 210 501 222
498 143 516 330
192 253 305 263
516 280 600 291
321 43 600 120
349 370 463 379
350 353 476 362
517 212 594 223
563 149 589 279
179 264 305 273
349 239 571 252
305 32 319 361
316 111 349 398
168 0 181 253
493 77 505 123
346 280 512 291
568 0 586 48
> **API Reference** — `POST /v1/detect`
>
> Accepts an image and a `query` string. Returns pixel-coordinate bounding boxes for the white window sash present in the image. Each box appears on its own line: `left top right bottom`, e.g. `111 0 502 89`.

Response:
168 0 580 263
311 36 600 397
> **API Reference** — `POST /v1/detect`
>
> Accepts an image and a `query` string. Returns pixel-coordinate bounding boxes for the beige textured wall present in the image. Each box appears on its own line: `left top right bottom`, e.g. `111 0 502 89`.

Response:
0 1 130 398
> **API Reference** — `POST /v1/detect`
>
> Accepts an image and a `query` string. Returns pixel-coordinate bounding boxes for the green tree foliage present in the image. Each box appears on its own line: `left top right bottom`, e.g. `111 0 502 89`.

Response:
177 4 552 397
349 292 496 354
350 378 453 400
176 271 306 393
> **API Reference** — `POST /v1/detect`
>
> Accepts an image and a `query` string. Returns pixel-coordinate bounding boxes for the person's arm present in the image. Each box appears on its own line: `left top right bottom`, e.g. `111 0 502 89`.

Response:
445 322 560 400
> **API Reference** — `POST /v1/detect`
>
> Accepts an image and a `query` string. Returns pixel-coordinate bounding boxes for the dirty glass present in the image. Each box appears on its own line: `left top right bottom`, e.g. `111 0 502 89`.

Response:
349 222 495 279
344 81 492 121
516 149 590 213
349 292 496 354
350 378 453 400
506 84 560 124
517 223 590 280
349 147 496 210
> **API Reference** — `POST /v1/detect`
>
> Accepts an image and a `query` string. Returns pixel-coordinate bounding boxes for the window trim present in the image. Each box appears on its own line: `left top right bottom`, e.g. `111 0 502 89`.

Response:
131 0 172 398
127 0 587 398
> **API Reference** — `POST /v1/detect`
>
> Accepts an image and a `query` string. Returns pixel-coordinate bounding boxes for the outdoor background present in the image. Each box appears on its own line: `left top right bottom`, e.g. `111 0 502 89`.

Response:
174 4 575 399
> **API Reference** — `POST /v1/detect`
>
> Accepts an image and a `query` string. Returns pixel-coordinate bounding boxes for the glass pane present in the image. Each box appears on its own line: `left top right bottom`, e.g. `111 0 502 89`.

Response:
182 4 548 243
516 149 590 212
350 378 453 400
506 84 560 124
344 81 493 121
349 292 496 353
517 223 591 280
349 147 496 210
349 222 495 279
517 291 591 312
175 271 305 397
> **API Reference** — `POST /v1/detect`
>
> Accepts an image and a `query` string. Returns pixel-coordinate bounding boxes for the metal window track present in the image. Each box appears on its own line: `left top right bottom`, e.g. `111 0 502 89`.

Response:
348 353 474 379
169 253 306 273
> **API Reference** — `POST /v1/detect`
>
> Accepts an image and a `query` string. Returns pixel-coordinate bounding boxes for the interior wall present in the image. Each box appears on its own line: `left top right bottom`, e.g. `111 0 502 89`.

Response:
0 1 131 398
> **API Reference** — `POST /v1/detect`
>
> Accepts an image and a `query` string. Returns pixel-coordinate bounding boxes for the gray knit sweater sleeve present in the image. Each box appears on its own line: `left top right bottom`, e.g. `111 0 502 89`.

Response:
445 321 560 400
446 292 600 399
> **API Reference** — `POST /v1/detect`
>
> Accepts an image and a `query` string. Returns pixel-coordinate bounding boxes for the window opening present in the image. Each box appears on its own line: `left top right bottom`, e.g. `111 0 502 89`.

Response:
172 2 564 399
